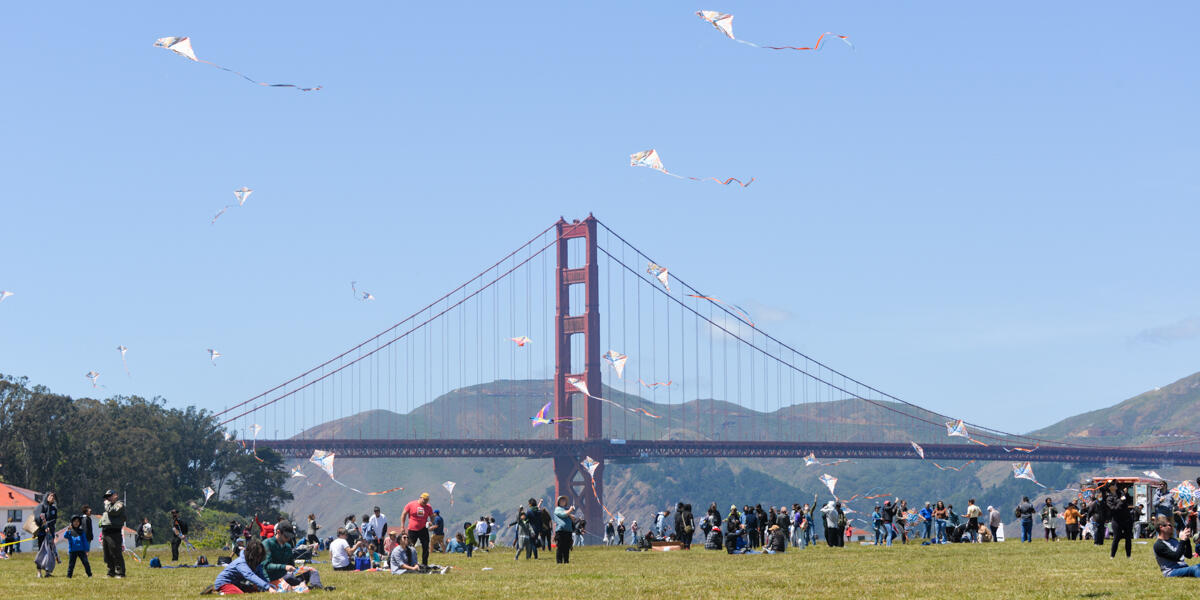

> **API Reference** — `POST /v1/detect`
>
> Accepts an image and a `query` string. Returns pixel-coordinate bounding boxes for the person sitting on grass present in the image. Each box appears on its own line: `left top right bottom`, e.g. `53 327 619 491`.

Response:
263 521 323 589
329 527 358 571
390 532 421 575
704 526 723 550
1154 516 1200 577
765 524 786 554
207 538 270 594
445 533 466 553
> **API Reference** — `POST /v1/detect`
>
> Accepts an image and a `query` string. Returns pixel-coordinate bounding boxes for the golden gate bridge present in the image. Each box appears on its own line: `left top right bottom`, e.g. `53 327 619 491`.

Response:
212 215 1200 528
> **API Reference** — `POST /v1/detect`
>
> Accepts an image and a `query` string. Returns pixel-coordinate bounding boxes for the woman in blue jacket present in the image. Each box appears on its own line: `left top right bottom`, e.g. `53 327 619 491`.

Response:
209 538 271 594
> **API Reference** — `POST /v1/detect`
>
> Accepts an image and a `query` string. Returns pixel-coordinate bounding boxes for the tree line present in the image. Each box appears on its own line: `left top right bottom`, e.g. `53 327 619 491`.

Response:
0 374 291 537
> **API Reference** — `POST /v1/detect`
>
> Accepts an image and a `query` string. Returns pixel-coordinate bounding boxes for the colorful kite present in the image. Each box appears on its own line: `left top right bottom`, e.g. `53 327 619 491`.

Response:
85 371 100 388
910 441 925 459
603 350 627 379
945 419 989 446
631 407 662 419
638 378 673 390
443 481 456 506
530 401 580 427
568 376 661 419
580 456 618 521
686 294 755 327
307 450 404 496
696 11 853 52
931 460 976 472
1003 445 1039 453
511 336 532 347
207 348 222 365
117 345 130 376
819 473 838 497
154 37 321 91
646 262 671 291
1012 462 1046 487
290 466 307 478
1172 481 1197 507
199 486 216 511
350 282 375 301
631 149 753 187
0 291 12 303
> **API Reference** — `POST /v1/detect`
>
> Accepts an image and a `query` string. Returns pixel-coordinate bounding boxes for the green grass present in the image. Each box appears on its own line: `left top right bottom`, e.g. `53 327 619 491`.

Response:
0 538 1186 599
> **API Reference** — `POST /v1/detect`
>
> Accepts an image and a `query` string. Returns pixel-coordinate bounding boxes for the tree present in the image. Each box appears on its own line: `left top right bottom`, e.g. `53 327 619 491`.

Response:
227 448 293 521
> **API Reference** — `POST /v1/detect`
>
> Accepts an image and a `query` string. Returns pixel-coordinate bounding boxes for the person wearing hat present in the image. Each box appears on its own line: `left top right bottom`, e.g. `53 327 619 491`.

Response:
401 492 435 567
766 524 786 553
99 489 126 578
263 520 324 589
430 509 445 553
170 509 189 561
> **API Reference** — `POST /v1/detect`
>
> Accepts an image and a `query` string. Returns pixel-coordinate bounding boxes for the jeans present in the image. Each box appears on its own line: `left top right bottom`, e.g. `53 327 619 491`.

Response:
67 551 92 577
885 523 896 546
802 525 813 548
873 524 884 545
923 519 933 539
1021 520 1033 543
515 536 533 560
1166 564 1200 577
935 519 947 543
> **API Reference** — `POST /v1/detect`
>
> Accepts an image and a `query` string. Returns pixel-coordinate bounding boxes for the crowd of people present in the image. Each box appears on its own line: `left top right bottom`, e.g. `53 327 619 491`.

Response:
13 476 1200 589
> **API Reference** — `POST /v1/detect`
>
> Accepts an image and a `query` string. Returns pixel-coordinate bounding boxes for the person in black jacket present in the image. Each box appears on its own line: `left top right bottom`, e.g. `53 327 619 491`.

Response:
1089 491 1110 546
679 504 695 549
744 507 760 548
766 524 787 553
34 491 58 577
1107 482 1134 559
673 502 684 542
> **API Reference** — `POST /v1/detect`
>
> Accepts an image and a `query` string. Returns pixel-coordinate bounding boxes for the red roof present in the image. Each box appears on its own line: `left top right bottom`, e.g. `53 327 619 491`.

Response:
0 483 39 509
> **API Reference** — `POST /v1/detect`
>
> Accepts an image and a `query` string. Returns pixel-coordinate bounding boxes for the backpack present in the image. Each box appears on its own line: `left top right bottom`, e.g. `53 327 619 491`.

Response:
1013 507 1021 519
196 555 209 566
179 520 189 535
150 557 162 568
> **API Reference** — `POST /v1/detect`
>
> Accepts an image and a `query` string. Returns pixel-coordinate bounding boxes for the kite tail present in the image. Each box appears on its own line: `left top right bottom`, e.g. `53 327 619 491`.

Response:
198 59 321 92
763 32 853 52
587 476 617 522
967 438 989 447
734 39 761 48
711 177 755 188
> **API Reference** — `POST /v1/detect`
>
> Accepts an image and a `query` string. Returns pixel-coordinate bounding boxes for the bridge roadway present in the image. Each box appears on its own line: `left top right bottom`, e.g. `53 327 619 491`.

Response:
256 439 1200 466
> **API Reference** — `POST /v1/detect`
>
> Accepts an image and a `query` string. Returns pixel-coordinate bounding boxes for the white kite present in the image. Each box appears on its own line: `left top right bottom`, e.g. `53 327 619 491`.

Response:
233 187 252 206
154 36 321 91
1012 462 1046 487
946 419 989 446
1144 470 1163 480
443 481 456 506
85 370 100 388
911 441 925 459
117 345 130 375
630 149 754 187
603 350 627 379
646 262 670 291
696 10 854 52
510 336 532 347
0 291 12 303
207 348 221 365
819 473 838 497
581 456 600 478
290 466 307 478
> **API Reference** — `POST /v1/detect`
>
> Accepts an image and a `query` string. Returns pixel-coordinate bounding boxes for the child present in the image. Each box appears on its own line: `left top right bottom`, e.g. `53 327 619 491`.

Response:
464 522 476 558
445 533 466 553
64 515 93 578
208 538 271 594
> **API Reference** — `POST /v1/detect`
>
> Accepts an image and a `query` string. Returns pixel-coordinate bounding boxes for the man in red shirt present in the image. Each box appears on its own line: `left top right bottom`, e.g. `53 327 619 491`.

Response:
401 492 433 567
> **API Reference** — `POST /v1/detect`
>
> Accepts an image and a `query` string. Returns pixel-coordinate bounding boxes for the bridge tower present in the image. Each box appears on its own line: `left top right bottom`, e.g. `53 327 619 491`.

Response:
553 215 604 529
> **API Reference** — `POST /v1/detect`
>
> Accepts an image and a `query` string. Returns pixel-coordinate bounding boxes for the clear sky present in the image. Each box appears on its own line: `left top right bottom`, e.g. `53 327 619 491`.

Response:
1 1 1196 434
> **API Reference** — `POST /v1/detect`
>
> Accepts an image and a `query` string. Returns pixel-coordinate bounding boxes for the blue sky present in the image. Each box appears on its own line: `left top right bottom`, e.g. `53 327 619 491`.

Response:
1 1 1197 434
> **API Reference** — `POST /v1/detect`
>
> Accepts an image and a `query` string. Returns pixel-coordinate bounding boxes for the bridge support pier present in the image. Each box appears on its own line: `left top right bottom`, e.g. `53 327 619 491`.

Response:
553 216 604 531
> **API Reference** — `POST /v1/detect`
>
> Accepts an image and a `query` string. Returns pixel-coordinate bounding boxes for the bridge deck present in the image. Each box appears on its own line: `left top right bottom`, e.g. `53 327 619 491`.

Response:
256 439 1200 466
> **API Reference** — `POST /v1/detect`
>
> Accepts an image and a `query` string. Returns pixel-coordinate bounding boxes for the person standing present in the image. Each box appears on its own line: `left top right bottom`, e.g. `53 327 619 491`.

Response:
987 505 1002 541
933 501 949 544
33 491 58 576
681 504 695 549
617 520 626 545
880 500 896 546
170 509 188 561
305 514 320 548
1108 484 1134 559
1090 490 1110 546
966 499 982 543
920 502 934 540
1063 502 1081 540
552 496 576 564
64 515 93 578
1041 498 1059 541
512 511 535 560
1017 497 1035 543
430 509 445 553
138 517 153 560
368 507 387 556
605 520 615 546
401 492 434 567
100 489 126 578
476 516 490 551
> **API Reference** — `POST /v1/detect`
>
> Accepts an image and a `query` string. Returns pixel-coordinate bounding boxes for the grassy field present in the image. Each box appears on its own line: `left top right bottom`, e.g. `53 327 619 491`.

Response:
0 538 1187 599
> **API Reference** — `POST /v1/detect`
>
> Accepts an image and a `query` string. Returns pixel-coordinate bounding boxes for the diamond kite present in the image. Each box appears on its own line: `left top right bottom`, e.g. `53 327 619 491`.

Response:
0 291 12 303
85 371 100 388
1012 462 1046 487
910 441 925 459
603 350 627 378
308 449 404 495
646 262 671 291
819 473 837 496
350 281 375 301
154 37 321 92
631 149 753 187
443 480 456 506
511 336 532 347
207 348 222 365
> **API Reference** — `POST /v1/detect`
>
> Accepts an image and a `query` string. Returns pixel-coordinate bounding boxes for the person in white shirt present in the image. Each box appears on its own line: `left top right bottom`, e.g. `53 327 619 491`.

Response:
368 507 388 556
330 528 356 571
476 518 490 551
